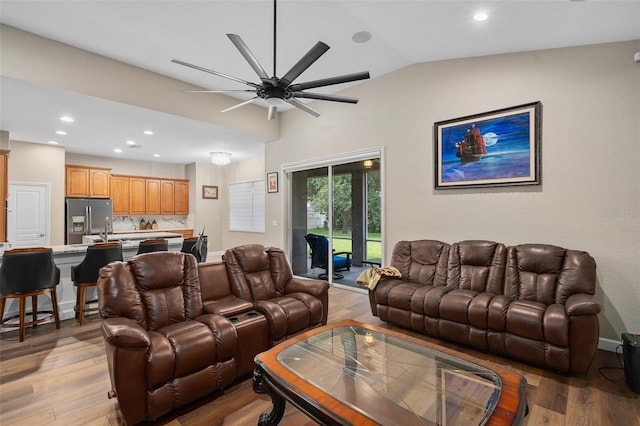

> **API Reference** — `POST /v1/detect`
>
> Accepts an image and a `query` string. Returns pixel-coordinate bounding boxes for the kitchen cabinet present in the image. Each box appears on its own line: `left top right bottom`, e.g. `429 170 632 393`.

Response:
174 180 189 215
129 177 146 215
111 175 129 215
160 180 175 214
65 165 111 198
0 150 8 242
145 179 161 215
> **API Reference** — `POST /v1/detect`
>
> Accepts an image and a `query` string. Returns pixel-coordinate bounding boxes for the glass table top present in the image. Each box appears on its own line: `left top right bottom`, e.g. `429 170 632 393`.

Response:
277 324 502 426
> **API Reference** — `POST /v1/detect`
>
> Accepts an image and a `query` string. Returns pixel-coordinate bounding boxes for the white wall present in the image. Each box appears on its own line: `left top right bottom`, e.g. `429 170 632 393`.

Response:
6 140 66 244
266 40 640 341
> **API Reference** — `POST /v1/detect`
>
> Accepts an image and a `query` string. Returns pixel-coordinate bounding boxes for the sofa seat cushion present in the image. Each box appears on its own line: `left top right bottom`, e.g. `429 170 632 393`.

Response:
147 321 221 388
506 300 546 341
203 295 254 317
439 290 497 328
379 281 425 310
254 293 324 341
439 289 477 323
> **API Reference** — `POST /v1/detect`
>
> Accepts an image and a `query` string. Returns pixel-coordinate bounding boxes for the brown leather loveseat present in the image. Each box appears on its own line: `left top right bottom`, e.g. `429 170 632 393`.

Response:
98 245 329 424
369 239 601 373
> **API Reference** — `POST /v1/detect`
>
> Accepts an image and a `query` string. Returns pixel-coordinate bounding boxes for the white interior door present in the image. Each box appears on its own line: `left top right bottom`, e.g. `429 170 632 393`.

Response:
7 182 50 248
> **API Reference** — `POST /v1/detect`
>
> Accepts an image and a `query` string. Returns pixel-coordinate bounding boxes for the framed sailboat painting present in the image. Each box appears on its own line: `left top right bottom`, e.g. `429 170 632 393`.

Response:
434 102 541 189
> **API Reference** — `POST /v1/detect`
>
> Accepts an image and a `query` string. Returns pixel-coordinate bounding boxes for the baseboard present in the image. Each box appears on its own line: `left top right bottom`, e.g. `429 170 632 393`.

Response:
598 337 622 353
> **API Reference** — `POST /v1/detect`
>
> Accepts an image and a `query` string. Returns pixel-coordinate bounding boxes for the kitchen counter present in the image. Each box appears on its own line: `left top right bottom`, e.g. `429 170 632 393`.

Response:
83 231 183 244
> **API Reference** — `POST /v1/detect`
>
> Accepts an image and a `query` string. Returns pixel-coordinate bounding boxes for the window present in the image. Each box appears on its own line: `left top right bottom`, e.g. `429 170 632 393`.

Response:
229 179 265 232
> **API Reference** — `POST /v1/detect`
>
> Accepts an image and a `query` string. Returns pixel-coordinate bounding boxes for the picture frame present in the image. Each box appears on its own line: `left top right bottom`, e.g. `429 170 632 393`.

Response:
434 101 541 189
202 185 218 199
267 172 278 193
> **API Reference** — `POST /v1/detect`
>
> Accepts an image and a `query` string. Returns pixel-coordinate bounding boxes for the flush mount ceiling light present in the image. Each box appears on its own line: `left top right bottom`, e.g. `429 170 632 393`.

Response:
473 11 489 21
210 151 232 166
60 116 74 122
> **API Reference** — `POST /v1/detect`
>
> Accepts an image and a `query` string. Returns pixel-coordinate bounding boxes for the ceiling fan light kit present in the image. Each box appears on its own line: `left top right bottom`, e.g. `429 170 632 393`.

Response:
172 0 370 120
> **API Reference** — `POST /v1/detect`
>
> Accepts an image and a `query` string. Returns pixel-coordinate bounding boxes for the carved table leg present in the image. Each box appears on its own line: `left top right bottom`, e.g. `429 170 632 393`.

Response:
253 368 285 426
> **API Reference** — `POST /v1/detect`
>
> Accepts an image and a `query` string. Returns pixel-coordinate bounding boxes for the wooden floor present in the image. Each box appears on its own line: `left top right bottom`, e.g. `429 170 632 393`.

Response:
1 286 638 425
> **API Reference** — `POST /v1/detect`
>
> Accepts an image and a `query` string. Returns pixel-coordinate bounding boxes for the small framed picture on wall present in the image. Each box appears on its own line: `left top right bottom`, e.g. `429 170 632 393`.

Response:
202 185 218 199
267 172 278 193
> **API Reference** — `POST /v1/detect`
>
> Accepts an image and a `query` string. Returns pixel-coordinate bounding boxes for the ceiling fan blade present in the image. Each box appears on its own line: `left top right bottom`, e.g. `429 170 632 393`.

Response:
293 92 359 104
287 98 321 118
183 89 257 94
227 34 270 81
171 59 260 88
267 105 277 121
279 42 330 86
221 97 259 113
288 71 370 91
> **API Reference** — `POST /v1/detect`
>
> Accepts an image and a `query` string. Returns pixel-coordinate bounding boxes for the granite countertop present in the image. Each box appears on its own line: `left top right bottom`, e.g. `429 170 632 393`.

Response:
0 235 184 259
83 231 183 243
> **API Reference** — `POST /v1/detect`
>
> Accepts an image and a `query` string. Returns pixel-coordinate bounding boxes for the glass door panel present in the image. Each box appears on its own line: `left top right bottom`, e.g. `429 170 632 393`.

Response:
288 156 381 288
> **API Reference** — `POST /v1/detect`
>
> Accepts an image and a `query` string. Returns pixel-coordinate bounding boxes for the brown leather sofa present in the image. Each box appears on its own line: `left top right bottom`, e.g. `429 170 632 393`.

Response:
369 239 601 373
98 245 329 424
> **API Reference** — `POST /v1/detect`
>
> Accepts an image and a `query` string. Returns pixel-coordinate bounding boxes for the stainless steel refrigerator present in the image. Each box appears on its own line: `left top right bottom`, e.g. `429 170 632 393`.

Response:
65 198 113 244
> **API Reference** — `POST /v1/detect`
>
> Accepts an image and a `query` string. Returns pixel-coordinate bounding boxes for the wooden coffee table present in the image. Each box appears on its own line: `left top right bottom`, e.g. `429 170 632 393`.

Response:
253 320 527 425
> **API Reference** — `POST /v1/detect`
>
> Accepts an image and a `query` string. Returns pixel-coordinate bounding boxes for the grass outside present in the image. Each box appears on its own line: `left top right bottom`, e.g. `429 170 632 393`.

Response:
307 228 382 260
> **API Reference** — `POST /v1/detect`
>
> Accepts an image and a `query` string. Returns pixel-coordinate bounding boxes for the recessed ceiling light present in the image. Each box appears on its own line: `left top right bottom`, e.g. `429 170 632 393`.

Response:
126 140 136 145
113 148 123 153
48 140 59 145
352 31 372 43
473 12 489 21
55 130 67 135
60 116 74 122
153 154 160 157
144 130 154 135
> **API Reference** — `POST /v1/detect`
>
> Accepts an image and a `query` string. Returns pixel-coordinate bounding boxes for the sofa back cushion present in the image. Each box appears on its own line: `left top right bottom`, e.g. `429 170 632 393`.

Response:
98 252 203 330
198 261 233 301
447 240 506 294
224 244 279 301
391 240 449 286
505 244 596 305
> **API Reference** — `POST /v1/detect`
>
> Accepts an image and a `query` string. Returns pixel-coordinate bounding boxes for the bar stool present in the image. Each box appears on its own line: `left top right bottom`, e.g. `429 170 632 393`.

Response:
180 235 208 263
71 242 123 325
137 239 168 255
0 247 61 342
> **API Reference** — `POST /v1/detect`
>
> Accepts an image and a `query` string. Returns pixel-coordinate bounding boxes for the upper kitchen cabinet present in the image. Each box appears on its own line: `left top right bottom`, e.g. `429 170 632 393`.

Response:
174 180 189 215
145 178 161 215
111 175 129 215
65 165 111 198
160 180 175 214
129 177 146 215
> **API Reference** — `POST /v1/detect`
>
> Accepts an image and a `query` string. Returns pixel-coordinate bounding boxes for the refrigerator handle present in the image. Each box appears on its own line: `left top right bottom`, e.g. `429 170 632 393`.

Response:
86 205 91 235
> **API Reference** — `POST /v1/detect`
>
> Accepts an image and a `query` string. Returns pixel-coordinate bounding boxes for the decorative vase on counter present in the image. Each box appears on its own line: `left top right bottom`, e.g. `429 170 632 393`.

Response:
146 220 152 230
139 218 147 230
152 220 158 230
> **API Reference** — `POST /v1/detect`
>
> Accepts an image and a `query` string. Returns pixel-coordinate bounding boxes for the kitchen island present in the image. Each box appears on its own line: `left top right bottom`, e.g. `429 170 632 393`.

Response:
0 234 186 332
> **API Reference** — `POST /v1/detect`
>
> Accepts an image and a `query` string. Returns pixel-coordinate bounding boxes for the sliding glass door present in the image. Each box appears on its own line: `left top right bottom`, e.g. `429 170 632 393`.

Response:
287 152 382 289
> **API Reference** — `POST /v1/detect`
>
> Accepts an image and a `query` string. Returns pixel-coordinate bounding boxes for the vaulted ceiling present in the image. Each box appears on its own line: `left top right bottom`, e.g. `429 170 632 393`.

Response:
1 1 639 164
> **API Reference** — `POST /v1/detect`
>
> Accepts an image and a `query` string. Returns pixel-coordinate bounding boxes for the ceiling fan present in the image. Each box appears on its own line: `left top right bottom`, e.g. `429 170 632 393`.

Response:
171 0 370 120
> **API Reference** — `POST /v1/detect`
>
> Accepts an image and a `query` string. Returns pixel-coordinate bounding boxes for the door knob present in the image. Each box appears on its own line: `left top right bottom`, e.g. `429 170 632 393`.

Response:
39 233 45 237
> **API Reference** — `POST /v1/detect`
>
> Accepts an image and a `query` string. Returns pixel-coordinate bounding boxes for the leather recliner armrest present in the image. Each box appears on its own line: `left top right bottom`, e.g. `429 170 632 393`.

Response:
100 317 151 348
564 293 602 316
285 276 330 298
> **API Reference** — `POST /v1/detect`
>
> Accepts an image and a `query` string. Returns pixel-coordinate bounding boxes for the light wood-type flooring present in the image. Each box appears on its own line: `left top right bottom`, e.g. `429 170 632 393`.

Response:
1 286 638 425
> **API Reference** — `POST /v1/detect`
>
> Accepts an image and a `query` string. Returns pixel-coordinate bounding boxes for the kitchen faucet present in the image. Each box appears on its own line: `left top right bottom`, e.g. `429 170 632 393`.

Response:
100 216 112 243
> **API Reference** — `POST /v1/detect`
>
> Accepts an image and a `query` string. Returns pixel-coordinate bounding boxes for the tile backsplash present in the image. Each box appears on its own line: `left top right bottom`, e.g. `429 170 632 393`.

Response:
112 215 193 232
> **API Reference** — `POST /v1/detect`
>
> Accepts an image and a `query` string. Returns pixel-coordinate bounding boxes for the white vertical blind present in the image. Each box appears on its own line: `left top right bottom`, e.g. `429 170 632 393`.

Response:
229 179 265 232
